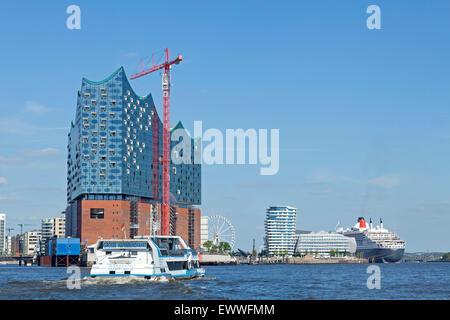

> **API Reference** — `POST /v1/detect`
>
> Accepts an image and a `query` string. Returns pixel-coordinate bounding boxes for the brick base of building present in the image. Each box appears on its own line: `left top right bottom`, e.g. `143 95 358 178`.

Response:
66 199 201 250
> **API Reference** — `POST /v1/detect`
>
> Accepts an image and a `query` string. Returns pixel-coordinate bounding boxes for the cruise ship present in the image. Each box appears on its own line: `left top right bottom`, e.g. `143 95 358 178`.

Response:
337 217 405 263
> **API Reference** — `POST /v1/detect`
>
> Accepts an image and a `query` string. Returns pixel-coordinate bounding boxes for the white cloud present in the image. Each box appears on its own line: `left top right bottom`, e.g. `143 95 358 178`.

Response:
367 175 400 188
308 189 333 195
0 117 37 135
0 194 18 202
413 201 450 215
21 148 61 157
24 101 49 113
0 177 7 185
0 156 25 165
40 127 69 131
237 181 268 188
336 174 400 189
0 117 67 135
281 148 327 152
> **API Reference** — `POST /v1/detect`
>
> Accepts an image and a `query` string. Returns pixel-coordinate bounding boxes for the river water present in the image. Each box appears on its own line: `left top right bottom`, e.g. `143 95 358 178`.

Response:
0 262 448 299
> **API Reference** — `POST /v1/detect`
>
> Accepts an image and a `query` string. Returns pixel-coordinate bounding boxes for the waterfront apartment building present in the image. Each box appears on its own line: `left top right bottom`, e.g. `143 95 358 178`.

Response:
0 213 5 255
41 216 66 240
264 206 297 256
65 67 201 249
23 230 41 255
293 231 357 257
41 215 66 255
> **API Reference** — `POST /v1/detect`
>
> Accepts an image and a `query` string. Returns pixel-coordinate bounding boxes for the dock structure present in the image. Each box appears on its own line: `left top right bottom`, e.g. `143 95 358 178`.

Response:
39 255 80 267
38 238 81 267
0 256 34 266
199 253 237 265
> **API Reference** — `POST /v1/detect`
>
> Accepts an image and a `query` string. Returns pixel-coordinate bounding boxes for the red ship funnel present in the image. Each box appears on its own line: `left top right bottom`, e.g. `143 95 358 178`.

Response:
359 218 366 228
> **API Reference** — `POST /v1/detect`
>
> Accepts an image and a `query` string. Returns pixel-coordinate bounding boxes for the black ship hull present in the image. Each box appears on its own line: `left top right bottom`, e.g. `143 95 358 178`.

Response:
357 248 405 263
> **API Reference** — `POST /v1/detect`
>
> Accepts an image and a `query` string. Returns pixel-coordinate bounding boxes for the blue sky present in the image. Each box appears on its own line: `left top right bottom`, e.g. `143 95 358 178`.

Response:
0 1 449 251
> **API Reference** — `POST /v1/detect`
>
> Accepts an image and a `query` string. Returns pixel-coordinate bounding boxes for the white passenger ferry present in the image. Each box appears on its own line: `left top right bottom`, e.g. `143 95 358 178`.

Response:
89 235 205 280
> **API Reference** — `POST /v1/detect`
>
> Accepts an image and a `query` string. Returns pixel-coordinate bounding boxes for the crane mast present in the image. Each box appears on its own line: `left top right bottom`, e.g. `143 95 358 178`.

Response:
161 49 171 236
130 48 182 236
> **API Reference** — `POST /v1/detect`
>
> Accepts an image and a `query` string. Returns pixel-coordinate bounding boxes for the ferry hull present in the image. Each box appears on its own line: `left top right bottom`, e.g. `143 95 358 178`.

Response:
89 271 205 280
358 248 404 263
89 264 205 280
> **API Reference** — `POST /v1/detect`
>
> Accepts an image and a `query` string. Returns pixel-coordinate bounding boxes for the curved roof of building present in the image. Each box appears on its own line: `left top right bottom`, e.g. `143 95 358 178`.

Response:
82 66 153 101
81 67 196 139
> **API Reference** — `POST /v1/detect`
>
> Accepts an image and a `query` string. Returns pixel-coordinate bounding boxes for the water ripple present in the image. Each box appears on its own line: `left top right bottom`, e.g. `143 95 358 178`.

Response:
0 263 448 299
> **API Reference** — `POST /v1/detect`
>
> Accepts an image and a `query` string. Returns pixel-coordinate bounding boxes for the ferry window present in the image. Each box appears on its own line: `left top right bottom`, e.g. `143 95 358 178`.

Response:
131 251 138 256
167 261 184 271
90 208 104 219
105 251 111 255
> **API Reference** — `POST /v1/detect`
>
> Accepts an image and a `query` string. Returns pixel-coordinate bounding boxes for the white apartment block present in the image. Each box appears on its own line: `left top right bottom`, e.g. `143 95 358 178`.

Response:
41 216 66 241
264 206 297 256
0 213 5 255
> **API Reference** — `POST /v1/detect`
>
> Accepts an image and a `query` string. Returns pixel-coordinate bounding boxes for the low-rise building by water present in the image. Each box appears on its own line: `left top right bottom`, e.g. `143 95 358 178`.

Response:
293 230 356 257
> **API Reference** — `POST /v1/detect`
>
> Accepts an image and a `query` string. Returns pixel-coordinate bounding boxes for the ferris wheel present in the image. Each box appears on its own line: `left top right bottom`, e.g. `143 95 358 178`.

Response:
207 215 235 249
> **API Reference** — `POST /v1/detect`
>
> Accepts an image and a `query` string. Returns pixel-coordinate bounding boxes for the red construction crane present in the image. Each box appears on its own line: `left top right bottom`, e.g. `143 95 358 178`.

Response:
130 48 182 236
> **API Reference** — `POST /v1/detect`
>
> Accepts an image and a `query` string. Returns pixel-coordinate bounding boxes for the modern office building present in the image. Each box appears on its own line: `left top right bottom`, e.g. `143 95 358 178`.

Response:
23 230 41 255
0 213 5 254
264 206 297 256
65 67 201 249
293 231 357 257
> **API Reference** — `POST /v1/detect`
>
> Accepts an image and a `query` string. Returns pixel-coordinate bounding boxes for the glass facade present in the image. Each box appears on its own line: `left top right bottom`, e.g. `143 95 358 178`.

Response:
67 67 201 205
170 121 201 205
264 206 297 256
294 231 356 257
